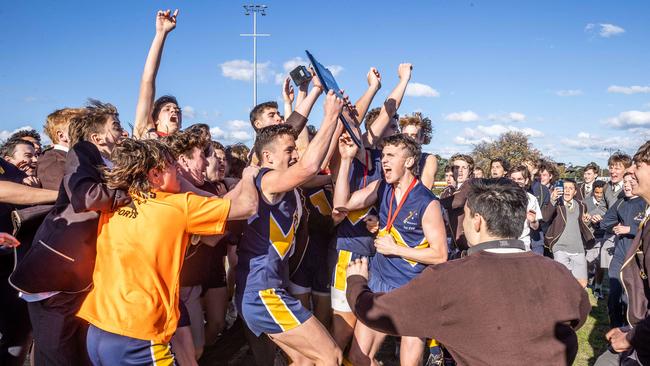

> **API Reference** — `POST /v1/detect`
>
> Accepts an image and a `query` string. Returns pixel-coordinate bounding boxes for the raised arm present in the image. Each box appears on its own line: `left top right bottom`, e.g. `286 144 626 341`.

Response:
261 91 342 194
353 67 381 125
282 76 295 120
363 63 412 147
285 68 324 136
332 134 380 212
133 9 178 139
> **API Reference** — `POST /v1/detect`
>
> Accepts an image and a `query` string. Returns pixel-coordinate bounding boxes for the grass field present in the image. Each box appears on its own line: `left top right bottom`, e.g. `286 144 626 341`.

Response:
573 290 610 366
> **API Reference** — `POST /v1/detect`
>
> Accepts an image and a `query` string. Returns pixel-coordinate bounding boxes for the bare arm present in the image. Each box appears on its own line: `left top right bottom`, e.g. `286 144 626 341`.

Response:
363 63 412 148
332 136 380 212
286 69 324 136
133 9 178 139
420 155 438 190
0 181 57 205
282 76 295 120
261 91 342 195
353 67 381 125
227 166 259 220
396 201 447 264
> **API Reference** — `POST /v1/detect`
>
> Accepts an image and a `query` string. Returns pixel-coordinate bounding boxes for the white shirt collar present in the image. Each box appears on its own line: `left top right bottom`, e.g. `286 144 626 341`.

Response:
53 144 69 152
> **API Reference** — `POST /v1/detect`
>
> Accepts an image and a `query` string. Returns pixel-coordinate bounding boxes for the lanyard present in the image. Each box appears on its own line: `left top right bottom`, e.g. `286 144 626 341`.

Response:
362 150 369 188
386 178 418 231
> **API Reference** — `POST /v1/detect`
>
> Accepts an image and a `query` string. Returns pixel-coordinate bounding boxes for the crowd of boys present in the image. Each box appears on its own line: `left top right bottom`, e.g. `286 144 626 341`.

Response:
0 8 649 366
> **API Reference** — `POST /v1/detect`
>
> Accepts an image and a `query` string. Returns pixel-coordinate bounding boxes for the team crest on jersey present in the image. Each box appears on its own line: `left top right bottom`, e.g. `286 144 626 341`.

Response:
269 213 295 259
402 210 419 229
378 227 428 267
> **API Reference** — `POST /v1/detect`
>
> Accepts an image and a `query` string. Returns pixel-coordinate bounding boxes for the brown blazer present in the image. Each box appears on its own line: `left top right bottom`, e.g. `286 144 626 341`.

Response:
37 147 67 190
541 199 595 251
620 217 650 364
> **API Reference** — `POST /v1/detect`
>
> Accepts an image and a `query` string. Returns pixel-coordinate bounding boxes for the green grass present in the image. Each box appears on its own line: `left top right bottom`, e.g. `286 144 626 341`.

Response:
574 290 610 366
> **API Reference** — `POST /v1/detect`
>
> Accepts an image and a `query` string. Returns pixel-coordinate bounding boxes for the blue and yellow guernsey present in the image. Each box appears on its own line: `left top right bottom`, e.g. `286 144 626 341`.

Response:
336 149 383 256
236 168 301 293
371 180 438 288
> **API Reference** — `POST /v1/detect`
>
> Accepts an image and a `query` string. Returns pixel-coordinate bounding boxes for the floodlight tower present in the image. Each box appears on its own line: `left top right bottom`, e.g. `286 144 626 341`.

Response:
241 4 270 108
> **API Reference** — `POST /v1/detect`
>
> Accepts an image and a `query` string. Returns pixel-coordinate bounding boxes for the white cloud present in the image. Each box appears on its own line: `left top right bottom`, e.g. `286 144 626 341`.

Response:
326 65 344 77
210 126 226 139
210 120 255 143
487 112 526 122
0 125 36 141
183 106 195 119
453 124 543 146
444 110 479 122
606 110 650 129
230 130 253 140
405 82 440 98
283 57 307 72
585 23 625 38
227 120 250 130
607 85 650 95
561 131 645 152
220 59 272 82
556 89 583 97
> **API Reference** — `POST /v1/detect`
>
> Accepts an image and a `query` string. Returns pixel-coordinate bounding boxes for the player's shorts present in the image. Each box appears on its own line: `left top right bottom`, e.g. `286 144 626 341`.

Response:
289 236 332 296
86 324 176 366
330 249 367 312
368 273 400 293
553 250 588 280
600 235 615 269
237 288 312 337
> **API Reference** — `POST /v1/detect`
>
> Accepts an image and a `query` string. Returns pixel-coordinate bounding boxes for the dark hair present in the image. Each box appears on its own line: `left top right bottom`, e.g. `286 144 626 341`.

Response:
253 124 297 162
250 101 279 130
633 140 650 165
152 95 179 122
210 140 225 153
0 138 35 158
563 178 577 188
466 179 527 239
508 165 531 188
450 153 475 172
10 129 41 143
490 157 510 172
69 99 119 146
363 107 381 132
226 143 251 178
380 134 421 175
593 180 607 189
584 162 600 174
444 165 453 173
399 112 433 145
473 167 484 173
608 152 632 169
537 160 559 183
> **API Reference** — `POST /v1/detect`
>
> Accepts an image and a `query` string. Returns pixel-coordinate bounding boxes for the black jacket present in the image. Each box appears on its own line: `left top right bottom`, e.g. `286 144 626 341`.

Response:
9 141 130 293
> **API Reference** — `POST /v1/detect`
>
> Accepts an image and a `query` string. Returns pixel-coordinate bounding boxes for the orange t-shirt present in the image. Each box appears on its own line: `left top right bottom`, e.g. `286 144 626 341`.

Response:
77 191 231 343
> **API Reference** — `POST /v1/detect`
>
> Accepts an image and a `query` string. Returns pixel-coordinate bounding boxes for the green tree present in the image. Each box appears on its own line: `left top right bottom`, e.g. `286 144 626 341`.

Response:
471 131 543 172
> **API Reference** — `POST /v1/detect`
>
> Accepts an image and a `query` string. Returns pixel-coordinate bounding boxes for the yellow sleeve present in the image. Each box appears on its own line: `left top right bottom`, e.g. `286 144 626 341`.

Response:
184 193 231 235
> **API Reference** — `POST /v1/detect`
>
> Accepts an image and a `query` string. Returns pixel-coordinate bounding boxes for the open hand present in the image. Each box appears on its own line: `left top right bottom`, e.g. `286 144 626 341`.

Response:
156 9 179 34
282 76 295 104
338 133 358 160
347 257 369 280
22 176 41 187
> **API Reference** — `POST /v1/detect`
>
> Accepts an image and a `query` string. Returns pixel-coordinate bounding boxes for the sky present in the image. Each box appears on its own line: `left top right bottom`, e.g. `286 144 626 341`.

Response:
2 0 650 166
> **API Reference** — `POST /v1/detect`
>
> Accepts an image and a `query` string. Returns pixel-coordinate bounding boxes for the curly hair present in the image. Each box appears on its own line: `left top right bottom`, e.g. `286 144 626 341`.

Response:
537 159 559 183
152 95 179 122
381 133 422 175
253 124 297 162
44 108 85 144
450 153 475 172
161 129 210 160
104 139 174 196
0 138 35 158
9 129 41 143
399 112 433 145
69 99 118 147
363 107 381 132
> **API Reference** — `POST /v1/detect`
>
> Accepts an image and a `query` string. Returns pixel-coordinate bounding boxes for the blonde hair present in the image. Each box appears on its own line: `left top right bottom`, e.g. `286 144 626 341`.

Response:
44 108 85 144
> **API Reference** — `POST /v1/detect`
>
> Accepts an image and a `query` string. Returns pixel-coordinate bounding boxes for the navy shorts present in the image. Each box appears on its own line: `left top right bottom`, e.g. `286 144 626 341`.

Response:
86 325 176 365
289 235 332 294
236 288 312 337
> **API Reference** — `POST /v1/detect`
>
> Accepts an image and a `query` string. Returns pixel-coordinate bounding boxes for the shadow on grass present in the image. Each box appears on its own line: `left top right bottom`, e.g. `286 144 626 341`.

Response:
574 290 610 366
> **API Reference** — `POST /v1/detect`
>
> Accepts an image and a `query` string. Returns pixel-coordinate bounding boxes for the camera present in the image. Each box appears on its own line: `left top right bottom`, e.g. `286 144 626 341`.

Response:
289 65 312 86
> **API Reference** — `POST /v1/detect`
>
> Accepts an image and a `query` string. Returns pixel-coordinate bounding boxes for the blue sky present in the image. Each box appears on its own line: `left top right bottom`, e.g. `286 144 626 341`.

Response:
2 0 650 166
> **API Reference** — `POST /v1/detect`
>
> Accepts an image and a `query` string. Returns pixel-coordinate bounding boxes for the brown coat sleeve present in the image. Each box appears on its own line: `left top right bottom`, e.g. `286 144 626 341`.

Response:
346 268 442 338
285 111 308 135
36 149 66 190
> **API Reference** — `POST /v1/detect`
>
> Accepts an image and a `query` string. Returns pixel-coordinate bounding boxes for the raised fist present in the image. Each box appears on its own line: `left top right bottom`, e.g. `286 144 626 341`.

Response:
367 67 381 89
397 63 413 81
156 9 179 34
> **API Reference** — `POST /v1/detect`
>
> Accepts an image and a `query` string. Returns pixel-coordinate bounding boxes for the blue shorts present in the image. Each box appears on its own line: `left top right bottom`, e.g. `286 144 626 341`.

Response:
330 249 368 312
237 288 312 337
290 235 333 295
86 325 175 366
368 274 400 293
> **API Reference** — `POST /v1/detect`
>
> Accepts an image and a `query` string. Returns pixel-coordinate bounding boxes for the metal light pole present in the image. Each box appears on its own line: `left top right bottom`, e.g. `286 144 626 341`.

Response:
241 4 270 108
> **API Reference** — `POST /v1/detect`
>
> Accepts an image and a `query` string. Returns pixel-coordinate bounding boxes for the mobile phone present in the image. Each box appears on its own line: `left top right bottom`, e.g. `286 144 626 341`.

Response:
289 65 312 87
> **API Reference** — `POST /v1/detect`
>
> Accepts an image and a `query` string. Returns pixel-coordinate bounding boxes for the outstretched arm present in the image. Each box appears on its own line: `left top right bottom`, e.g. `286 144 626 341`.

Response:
282 76 295 120
353 67 382 126
227 166 259 220
0 181 57 205
261 91 343 195
133 9 179 139
363 63 412 148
